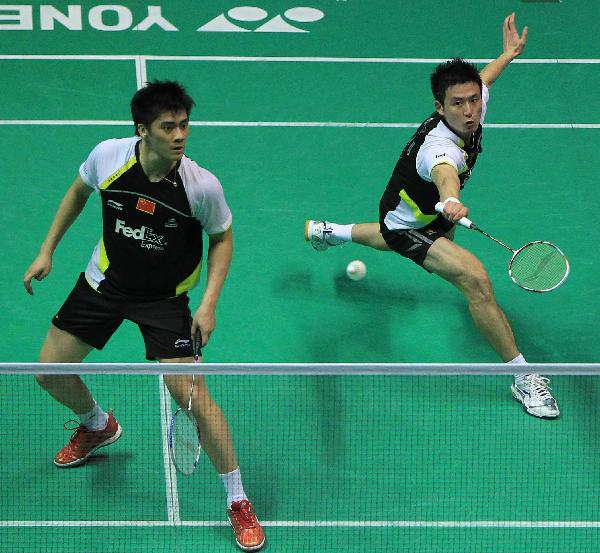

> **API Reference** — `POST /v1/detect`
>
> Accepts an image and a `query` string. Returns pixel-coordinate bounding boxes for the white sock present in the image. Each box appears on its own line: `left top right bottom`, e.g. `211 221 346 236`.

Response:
508 354 528 386
77 402 108 431
329 223 354 243
219 467 247 507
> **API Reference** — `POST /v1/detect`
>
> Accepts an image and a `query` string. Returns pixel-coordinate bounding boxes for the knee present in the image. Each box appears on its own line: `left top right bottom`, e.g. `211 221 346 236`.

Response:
35 373 53 389
191 390 218 421
456 263 495 304
165 376 215 415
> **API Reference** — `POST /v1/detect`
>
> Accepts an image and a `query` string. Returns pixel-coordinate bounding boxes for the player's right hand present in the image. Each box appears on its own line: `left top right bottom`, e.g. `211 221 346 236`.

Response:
24 253 52 295
442 200 469 224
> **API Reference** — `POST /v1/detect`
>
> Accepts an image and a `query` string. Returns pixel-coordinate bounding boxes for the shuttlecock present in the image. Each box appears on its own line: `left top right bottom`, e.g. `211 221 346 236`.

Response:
346 260 367 281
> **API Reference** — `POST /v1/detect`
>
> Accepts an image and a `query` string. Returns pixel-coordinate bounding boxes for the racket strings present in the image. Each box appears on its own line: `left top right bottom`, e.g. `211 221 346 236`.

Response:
510 242 569 291
170 411 201 474
175 427 199 455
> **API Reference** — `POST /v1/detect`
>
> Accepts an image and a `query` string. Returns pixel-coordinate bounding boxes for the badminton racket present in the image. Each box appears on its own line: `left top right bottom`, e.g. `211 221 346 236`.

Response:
435 202 569 292
168 329 202 475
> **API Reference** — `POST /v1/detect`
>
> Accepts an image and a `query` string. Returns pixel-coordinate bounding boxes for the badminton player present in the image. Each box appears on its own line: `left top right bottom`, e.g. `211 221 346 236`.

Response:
305 14 559 419
24 80 265 551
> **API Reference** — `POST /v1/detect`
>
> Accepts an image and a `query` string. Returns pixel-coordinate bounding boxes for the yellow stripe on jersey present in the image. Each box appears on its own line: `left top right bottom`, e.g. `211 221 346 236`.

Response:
99 156 137 190
399 189 437 224
99 238 110 273
175 261 202 296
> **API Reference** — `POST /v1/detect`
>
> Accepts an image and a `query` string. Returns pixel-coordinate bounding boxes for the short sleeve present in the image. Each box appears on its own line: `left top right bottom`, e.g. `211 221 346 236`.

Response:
416 138 467 182
180 160 232 235
79 143 103 190
480 84 490 124
78 138 138 191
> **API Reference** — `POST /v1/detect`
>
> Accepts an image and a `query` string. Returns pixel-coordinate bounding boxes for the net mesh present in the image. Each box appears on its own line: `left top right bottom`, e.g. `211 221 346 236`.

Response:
510 242 569 291
1 364 599 553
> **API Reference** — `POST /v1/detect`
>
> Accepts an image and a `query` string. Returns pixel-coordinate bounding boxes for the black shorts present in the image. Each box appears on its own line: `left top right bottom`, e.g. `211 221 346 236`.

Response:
380 217 454 270
52 273 196 360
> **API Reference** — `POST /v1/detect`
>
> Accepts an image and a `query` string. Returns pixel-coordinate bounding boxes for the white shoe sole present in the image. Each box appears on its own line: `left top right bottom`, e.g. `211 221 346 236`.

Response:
511 385 560 419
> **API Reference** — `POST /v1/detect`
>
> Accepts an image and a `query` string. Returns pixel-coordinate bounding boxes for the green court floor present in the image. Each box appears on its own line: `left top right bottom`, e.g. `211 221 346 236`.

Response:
1 1 599 551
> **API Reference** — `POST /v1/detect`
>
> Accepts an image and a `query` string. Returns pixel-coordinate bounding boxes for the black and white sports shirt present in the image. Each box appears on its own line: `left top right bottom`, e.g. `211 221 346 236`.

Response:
79 137 232 300
380 85 489 230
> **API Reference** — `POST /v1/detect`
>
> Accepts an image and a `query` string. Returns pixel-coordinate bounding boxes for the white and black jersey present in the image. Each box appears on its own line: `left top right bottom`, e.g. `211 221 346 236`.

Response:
380 85 489 230
79 137 232 301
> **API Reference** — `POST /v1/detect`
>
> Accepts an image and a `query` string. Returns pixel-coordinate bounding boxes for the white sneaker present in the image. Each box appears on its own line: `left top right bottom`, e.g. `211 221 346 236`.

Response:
511 375 560 419
304 220 342 251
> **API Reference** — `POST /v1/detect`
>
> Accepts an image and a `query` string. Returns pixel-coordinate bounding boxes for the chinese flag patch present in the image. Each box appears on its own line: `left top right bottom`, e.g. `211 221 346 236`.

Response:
136 197 156 215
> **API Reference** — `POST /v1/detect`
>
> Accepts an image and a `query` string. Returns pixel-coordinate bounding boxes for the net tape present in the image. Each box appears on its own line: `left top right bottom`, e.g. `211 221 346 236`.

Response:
1 363 598 375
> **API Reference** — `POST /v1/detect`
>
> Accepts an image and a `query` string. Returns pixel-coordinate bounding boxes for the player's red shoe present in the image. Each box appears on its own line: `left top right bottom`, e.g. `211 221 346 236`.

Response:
54 413 122 467
227 500 265 552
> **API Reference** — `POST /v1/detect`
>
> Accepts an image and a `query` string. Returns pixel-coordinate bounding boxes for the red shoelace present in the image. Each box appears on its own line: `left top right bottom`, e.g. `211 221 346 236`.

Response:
231 501 258 529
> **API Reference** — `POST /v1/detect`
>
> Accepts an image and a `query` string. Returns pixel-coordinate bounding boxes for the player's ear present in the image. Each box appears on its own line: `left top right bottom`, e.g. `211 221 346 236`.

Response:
435 100 444 116
137 123 148 137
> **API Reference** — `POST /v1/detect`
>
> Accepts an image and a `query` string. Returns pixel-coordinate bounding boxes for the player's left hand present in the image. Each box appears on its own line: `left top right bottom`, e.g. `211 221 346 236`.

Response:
23 251 53 295
192 305 215 347
503 12 528 60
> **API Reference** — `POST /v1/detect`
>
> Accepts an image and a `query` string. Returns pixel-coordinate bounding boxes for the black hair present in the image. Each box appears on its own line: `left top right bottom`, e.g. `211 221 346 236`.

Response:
130 80 195 135
430 58 482 104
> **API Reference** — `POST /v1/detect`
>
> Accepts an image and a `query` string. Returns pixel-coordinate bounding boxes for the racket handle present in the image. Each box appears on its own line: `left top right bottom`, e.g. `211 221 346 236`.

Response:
192 329 202 361
434 202 474 229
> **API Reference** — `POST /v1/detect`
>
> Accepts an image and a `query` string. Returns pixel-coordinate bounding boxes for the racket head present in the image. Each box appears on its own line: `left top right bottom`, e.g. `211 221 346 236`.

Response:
509 240 570 292
168 407 201 475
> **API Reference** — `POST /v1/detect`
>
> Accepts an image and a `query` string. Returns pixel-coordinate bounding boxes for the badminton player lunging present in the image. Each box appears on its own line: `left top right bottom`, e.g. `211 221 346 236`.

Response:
305 14 559 419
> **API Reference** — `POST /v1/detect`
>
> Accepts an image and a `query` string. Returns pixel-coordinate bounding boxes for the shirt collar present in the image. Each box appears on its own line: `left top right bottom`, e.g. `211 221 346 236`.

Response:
434 117 466 149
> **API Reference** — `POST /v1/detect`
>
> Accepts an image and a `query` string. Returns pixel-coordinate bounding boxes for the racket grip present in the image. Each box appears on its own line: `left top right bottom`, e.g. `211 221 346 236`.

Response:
434 202 474 229
192 329 202 359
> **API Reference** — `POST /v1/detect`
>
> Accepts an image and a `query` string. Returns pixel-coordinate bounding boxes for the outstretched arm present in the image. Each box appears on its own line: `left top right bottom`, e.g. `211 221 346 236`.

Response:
23 175 93 295
480 13 528 88
431 163 469 224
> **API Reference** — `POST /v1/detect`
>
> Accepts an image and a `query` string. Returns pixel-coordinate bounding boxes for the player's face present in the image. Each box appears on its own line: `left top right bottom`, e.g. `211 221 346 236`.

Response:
141 110 190 163
435 82 482 140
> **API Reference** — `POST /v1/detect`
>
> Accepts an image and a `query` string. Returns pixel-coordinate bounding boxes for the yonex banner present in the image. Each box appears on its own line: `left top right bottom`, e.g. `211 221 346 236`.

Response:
0 2 591 59
0 4 325 32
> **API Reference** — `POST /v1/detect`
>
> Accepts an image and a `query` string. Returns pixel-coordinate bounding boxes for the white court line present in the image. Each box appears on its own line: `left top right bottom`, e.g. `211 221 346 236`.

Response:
0 120 132 126
0 55 137 60
135 55 147 90
1 54 600 64
142 56 600 65
0 120 599 128
2 520 600 528
158 376 180 524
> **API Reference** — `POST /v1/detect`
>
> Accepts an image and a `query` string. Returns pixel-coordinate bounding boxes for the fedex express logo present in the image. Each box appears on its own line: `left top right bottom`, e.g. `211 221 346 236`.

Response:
115 219 166 252
0 5 325 33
